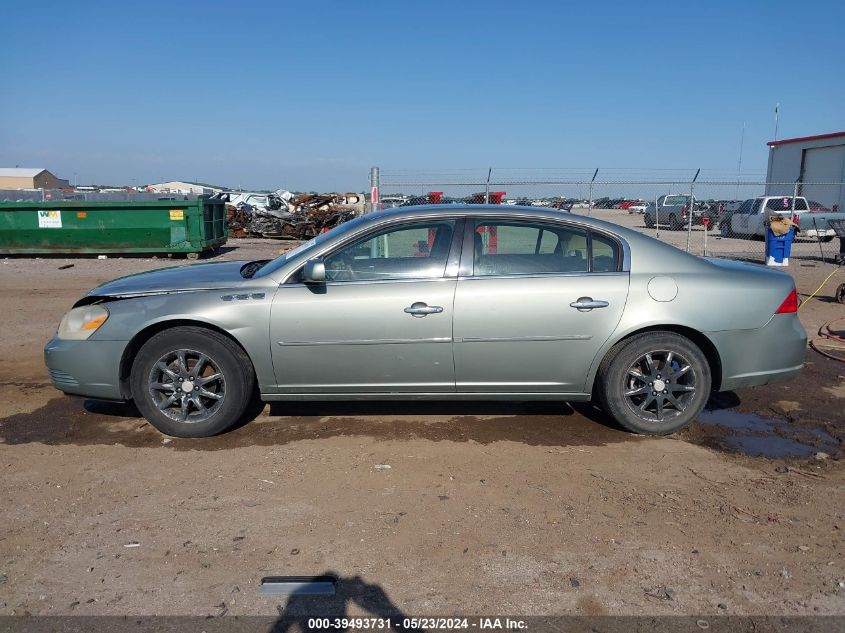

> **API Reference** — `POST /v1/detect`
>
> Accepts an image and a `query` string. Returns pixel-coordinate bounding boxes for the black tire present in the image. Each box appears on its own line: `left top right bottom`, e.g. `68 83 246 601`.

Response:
596 331 711 435
668 214 680 231
820 235 834 243
644 215 655 228
130 326 256 437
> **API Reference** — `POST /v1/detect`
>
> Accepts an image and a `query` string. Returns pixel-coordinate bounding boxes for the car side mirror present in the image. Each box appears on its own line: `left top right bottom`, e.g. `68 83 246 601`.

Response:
302 259 326 283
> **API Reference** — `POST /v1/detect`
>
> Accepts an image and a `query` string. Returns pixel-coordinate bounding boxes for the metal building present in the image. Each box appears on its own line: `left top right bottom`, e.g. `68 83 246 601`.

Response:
145 181 224 196
766 131 845 212
0 168 70 190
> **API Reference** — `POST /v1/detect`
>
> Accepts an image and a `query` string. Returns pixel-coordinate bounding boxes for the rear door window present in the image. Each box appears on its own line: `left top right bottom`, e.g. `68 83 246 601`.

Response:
470 220 619 276
765 197 808 211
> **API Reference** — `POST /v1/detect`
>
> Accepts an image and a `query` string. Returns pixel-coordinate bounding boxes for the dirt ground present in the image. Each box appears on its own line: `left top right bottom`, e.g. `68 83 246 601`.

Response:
1 228 844 618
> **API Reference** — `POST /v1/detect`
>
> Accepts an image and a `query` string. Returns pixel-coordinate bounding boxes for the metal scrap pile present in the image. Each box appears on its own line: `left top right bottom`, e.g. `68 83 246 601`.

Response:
225 191 362 240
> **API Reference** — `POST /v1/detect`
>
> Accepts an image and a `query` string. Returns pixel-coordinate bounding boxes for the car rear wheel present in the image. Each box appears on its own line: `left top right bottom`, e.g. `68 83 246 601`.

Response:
130 327 256 437
644 215 655 228
597 332 711 435
668 214 680 231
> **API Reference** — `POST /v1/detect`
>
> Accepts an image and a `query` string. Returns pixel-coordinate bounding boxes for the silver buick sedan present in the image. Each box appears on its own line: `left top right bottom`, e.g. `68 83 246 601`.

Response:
44 205 806 438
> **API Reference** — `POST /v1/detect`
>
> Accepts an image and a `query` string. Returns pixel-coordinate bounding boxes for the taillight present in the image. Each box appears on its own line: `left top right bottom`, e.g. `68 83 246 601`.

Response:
775 288 798 314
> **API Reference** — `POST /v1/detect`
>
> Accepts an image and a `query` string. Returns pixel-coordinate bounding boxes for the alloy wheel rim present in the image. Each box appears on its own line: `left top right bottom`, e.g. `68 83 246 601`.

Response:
623 350 696 422
148 348 225 423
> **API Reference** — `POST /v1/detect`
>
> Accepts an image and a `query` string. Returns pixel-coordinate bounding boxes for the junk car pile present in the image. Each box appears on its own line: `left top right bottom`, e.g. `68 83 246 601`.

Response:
219 190 363 240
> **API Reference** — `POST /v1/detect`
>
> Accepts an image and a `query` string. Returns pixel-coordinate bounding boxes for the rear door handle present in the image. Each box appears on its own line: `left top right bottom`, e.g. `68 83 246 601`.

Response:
570 297 609 311
404 302 444 317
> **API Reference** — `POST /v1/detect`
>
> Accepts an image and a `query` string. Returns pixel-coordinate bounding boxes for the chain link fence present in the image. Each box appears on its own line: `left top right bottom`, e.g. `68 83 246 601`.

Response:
0 189 200 203
370 168 845 264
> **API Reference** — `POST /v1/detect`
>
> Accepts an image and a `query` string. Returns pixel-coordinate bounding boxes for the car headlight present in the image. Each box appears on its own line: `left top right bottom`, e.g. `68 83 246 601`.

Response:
57 304 109 340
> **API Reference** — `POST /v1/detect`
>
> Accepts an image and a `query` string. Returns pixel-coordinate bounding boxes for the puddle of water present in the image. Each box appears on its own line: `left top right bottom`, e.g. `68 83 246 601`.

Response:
698 408 776 433
696 408 838 458
723 434 820 458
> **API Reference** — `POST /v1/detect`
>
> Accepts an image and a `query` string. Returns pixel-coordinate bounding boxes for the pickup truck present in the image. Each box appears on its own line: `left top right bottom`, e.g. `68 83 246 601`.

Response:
796 209 845 242
643 195 704 230
720 196 838 240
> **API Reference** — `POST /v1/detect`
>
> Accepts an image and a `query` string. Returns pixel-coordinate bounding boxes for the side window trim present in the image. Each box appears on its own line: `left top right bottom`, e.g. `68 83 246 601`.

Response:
286 217 464 284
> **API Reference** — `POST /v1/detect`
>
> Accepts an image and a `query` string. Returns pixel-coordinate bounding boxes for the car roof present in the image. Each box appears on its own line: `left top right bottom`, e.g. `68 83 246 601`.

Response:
368 204 651 239
374 203 609 223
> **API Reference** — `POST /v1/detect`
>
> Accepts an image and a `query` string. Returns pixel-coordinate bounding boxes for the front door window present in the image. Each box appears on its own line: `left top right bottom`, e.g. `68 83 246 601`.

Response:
323 220 456 281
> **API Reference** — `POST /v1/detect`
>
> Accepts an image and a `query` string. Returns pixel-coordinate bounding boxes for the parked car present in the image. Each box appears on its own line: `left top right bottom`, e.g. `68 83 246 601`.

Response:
45 205 805 438
695 201 721 228
721 200 744 214
216 191 289 214
718 199 753 237
627 201 648 214
643 195 703 230
720 196 835 240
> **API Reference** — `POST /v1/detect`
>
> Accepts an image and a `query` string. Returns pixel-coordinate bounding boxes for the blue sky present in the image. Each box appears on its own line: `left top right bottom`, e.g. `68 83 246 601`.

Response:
1 0 843 191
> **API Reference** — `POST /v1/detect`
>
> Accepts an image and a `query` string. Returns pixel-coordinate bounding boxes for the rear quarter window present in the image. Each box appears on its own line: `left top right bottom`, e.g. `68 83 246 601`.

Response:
591 233 619 272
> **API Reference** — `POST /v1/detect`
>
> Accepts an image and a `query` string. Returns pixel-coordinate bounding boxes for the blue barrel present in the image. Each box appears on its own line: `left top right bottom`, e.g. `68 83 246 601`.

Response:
765 226 795 266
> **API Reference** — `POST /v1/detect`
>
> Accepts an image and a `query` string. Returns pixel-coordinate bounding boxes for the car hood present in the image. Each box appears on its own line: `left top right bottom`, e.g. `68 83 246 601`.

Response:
87 261 251 298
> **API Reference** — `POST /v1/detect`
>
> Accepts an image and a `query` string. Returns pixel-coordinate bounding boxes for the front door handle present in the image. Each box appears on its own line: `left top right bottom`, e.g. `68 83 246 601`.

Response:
570 297 609 312
404 302 444 317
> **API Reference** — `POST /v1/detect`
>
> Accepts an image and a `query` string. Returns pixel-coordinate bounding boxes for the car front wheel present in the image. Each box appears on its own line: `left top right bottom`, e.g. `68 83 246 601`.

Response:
130 326 256 437
597 331 711 435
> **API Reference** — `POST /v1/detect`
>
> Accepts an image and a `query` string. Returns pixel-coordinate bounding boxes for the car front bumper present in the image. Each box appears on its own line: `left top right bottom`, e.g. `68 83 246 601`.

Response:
707 314 807 391
44 337 128 400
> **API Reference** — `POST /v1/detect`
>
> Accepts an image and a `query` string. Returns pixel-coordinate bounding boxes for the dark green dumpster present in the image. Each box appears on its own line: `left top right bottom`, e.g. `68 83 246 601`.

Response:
0 198 227 255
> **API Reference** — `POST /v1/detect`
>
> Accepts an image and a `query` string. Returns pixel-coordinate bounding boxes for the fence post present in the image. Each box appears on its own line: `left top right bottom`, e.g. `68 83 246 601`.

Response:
369 167 380 214
686 168 701 252
655 193 660 239
484 168 492 204
588 168 598 217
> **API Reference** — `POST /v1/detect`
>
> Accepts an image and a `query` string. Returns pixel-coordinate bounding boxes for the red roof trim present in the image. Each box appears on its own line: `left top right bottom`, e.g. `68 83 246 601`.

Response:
767 131 845 147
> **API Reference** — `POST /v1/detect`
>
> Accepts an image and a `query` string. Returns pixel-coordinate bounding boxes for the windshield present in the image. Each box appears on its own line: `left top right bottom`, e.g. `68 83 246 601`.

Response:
253 214 372 278
664 196 690 206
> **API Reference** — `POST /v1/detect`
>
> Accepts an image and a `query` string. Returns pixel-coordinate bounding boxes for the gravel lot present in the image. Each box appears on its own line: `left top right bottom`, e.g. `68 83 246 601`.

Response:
1 215 844 617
